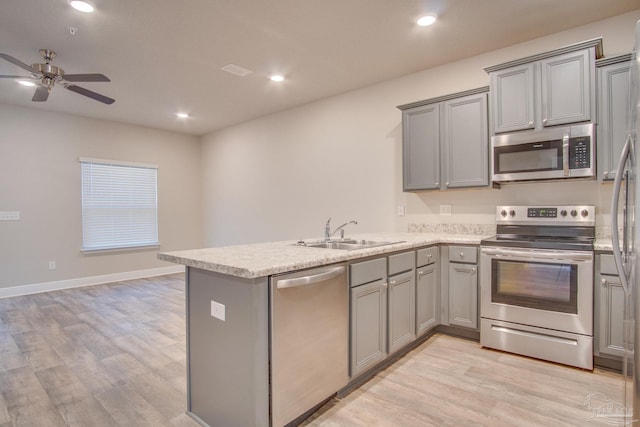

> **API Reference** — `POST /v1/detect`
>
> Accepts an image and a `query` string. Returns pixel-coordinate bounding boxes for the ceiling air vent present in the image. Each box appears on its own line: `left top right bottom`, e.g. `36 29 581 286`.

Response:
221 64 253 77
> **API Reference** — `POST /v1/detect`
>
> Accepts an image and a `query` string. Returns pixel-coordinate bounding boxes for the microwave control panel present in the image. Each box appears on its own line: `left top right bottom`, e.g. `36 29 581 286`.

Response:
569 136 591 169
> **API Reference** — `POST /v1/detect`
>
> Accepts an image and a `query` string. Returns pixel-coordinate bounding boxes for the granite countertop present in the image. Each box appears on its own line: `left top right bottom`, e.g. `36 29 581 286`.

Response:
158 232 491 279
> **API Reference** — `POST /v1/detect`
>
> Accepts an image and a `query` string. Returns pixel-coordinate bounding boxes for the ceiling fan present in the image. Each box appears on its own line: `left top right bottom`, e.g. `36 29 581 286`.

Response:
0 49 115 104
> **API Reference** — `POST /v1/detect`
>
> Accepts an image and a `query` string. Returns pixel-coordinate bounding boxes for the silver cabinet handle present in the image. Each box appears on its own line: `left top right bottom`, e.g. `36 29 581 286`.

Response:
276 266 345 289
611 134 633 296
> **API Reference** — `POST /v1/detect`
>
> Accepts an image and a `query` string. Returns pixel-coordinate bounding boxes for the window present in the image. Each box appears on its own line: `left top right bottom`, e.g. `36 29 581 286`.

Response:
80 158 158 252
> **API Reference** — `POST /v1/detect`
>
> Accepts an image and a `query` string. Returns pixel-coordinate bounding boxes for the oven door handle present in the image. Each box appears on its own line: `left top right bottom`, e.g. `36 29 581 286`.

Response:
481 247 592 262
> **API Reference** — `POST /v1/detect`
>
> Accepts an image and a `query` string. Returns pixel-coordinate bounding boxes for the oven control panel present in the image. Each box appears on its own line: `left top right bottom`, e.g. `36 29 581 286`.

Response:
496 205 595 225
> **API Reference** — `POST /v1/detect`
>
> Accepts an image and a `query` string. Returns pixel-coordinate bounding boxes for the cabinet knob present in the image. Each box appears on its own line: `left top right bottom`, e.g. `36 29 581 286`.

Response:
435 182 440 186
528 121 534 127
459 252 464 258
427 254 432 259
604 172 609 178
542 118 548 125
446 182 450 187
382 282 388 288
471 267 476 273
601 278 608 285
418 270 425 277
390 280 397 286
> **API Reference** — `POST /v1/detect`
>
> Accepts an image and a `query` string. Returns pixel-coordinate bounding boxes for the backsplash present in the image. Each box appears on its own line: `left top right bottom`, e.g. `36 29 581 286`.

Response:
408 223 496 235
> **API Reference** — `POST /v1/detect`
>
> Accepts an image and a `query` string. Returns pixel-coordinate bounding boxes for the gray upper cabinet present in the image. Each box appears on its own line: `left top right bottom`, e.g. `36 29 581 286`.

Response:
442 93 489 188
490 63 536 133
402 104 440 190
597 54 633 181
485 38 602 134
399 88 489 191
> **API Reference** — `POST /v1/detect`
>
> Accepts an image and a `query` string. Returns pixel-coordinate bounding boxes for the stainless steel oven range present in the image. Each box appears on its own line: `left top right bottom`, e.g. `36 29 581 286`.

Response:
480 205 595 370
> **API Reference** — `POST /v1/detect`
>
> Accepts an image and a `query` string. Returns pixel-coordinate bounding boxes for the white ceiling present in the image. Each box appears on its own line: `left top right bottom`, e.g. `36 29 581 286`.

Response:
1 0 638 136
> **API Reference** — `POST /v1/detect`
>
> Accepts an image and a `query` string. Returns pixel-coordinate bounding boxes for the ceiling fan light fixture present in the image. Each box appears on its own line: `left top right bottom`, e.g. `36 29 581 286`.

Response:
270 74 284 82
176 112 189 119
70 1 95 13
18 80 36 87
417 14 437 27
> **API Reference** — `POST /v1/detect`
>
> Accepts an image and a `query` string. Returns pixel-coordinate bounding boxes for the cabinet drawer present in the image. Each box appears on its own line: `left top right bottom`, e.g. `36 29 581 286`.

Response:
600 254 619 276
388 251 415 276
350 258 387 287
417 247 438 267
449 246 477 264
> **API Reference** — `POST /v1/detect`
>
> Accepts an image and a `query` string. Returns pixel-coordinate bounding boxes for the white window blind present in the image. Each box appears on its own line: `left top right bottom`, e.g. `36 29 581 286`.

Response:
80 158 158 251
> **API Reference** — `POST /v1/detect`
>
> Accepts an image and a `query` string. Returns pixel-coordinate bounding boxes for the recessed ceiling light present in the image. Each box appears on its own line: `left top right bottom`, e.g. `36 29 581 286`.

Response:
270 75 285 82
176 112 189 119
417 14 437 27
70 1 95 13
18 80 36 87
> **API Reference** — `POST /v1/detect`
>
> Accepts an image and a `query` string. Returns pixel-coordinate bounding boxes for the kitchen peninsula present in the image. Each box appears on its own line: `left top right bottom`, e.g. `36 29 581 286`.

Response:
158 229 492 427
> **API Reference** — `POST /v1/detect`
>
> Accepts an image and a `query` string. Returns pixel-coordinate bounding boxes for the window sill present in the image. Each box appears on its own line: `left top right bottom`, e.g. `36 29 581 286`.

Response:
81 243 161 255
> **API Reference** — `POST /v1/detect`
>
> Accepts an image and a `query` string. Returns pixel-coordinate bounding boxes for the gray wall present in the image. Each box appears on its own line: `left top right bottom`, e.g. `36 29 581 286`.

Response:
0 105 203 288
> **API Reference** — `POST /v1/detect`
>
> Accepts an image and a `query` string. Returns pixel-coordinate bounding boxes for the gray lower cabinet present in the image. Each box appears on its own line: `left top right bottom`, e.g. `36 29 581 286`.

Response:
416 247 439 336
350 257 388 377
596 253 625 358
485 39 601 133
597 54 633 181
398 87 489 191
447 246 478 330
388 252 416 354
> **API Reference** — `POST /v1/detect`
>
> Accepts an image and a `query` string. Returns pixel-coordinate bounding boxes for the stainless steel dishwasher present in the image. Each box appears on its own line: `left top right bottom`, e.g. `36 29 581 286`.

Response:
270 263 349 427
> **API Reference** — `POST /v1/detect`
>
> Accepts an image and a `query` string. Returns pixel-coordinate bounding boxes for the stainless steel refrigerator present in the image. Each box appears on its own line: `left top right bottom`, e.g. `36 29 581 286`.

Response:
611 19 640 426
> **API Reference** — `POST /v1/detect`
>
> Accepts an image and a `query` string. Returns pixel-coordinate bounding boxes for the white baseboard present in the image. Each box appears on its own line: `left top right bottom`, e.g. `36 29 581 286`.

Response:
0 265 185 299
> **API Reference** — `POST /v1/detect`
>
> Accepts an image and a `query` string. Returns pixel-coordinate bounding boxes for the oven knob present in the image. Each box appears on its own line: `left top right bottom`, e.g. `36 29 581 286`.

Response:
560 209 567 217
581 209 589 218
570 209 578 217
500 209 508 218
509 209 516 217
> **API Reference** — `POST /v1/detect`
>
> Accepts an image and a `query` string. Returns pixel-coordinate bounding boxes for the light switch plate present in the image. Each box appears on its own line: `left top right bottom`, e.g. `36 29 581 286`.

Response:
397 205 406 216
440 205 452 216
0 211 20 221
211 300 226 321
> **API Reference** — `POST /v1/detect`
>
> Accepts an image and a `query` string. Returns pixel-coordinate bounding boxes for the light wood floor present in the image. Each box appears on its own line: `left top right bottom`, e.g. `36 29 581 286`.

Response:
0 274 626 426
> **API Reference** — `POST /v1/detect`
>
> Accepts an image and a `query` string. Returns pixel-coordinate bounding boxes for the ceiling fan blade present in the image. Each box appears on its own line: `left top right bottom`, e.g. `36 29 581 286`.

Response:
63 73 110 82
0 75 32 78
0 53 38 73
32 85 50 102
66 84 115 105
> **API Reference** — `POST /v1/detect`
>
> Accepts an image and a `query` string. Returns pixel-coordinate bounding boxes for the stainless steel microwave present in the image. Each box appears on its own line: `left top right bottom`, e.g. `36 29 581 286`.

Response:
491 123 595 183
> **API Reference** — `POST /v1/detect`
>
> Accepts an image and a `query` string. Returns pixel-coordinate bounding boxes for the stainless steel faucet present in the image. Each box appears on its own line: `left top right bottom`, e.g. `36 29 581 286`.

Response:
324 218 358 240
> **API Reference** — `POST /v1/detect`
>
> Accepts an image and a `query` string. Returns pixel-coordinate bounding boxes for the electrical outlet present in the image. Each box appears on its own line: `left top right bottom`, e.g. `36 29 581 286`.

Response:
397 205 406 216
440 205 452 216
211 300 225 321
48 261 56 270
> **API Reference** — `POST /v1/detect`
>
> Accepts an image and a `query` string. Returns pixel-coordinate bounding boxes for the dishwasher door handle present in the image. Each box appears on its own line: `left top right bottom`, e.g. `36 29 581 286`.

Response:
276 266 346 289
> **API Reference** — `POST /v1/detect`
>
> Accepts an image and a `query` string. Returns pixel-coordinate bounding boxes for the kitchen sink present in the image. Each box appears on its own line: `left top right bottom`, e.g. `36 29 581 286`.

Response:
295 239 403 250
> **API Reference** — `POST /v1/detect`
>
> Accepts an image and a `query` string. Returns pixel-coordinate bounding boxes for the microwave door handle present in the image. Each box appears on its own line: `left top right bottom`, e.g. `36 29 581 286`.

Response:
611 134 632 296
562 135 570 176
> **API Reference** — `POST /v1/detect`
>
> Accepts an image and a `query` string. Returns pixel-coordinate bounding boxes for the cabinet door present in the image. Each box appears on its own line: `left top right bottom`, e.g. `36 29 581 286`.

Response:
598 274 625 358
598 60 631 181
402 104 440 191
448 262 478 330
416 263 438 336
388 270 416 354
350 280 388 377
540 49 593 127
442 93 489 189
490 63 535 133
